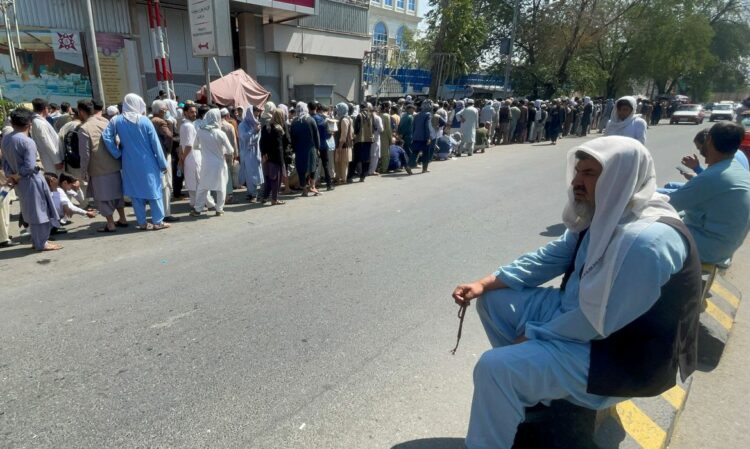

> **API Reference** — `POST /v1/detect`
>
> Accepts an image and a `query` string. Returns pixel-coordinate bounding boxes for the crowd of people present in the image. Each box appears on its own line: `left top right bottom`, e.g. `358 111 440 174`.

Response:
0 89 741 252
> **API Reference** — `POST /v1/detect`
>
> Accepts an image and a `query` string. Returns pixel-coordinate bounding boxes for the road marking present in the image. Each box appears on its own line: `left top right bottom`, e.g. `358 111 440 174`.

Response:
150 310 197 329
615 400 666 449
711 283 741 310
705 299 733 331
660 384 687 409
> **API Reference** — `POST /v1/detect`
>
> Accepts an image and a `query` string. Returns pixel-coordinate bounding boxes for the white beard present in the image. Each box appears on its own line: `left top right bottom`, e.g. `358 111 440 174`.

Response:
574 200 595 228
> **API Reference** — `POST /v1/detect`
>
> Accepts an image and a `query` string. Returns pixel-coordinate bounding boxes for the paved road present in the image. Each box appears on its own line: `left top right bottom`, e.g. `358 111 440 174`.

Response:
0 124 727 449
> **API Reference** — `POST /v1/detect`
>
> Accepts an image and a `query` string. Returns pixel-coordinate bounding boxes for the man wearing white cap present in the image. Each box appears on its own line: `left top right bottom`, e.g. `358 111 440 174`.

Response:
452 136 702 448
106 105 119 119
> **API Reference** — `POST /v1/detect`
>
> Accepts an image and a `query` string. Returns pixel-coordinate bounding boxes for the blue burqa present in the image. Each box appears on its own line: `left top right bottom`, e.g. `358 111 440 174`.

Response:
238 108 264 188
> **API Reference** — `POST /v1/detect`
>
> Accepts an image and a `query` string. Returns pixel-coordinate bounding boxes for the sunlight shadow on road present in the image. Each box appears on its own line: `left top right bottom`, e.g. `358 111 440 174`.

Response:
391 437 467 449
540 223 567 237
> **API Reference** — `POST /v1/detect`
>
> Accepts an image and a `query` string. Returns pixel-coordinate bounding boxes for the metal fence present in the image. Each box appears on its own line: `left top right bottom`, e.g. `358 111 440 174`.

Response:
297 0 369 36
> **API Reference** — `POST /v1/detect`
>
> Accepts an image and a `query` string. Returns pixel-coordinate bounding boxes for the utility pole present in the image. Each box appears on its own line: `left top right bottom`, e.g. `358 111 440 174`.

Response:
503 0 520 97
84 0 106 105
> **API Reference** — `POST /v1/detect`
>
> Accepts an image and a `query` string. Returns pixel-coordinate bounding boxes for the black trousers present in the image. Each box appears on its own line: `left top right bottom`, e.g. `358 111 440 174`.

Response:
347 142 371 181
318 147 333 187
171 144 184 197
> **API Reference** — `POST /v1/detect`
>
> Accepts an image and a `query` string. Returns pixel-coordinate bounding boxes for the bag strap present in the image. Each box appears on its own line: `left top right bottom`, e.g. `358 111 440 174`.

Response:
560 228 588 291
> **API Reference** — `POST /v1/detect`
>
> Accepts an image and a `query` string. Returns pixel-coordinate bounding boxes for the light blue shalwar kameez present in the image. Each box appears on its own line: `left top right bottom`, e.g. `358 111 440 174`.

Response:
102 115 168 226
466 222 687 449
238 118 264 198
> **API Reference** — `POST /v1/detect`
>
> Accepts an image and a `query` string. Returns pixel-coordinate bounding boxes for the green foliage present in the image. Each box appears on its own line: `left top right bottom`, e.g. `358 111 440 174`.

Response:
410 0 750 100
0 99 16 127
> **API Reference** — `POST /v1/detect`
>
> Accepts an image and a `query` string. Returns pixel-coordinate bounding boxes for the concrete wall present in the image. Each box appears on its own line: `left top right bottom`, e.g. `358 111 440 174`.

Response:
280 53 361 103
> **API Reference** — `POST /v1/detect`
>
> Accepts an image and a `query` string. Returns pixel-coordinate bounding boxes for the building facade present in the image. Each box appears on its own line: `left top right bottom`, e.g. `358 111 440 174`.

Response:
367 0 419 51
1 0 372 107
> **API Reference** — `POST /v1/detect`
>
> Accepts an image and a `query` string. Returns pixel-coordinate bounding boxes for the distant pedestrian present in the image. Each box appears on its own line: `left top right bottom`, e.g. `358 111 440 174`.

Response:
604 96 648 145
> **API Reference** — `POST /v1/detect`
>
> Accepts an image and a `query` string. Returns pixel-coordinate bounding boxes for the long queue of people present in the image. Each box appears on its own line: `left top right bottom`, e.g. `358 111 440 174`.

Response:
0 90 696 252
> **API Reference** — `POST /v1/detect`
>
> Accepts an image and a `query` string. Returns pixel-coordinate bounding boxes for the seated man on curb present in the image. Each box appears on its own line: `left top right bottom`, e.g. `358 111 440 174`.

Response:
659 128 749 194
668 122 750 265
453 136 702 449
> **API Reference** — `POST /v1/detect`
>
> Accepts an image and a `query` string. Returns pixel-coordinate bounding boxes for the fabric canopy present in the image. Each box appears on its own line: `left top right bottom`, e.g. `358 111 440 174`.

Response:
197 69 270 109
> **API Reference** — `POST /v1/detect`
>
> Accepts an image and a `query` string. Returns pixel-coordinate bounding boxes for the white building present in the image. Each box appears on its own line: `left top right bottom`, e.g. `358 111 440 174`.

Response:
367 0 420 51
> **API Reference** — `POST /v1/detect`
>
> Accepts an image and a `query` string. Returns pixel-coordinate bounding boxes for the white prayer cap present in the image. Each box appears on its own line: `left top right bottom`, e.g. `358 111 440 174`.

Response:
106 105 119 117
220 108 229 116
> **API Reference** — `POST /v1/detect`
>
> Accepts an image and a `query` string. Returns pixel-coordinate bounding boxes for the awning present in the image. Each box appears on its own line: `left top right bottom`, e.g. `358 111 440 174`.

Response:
197 69 271 108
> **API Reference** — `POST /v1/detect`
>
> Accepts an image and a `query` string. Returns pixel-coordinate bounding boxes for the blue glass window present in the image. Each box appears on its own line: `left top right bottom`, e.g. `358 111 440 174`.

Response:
373 22 388 46
397 0 404 9
396 26 407 50
407 0 415 11
384 0 393 6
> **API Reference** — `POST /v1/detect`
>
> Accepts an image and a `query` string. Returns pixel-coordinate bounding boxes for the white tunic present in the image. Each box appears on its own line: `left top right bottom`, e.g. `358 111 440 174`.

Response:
180 121 201 191
195 127 233 192
457 107 479 144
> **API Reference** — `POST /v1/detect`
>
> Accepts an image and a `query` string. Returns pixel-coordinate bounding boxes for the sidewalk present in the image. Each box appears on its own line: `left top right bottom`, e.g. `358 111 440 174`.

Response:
669 242 750 448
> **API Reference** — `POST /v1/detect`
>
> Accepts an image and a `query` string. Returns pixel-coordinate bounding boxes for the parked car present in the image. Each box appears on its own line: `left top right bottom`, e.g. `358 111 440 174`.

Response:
670 104 705 125
709 103 736 121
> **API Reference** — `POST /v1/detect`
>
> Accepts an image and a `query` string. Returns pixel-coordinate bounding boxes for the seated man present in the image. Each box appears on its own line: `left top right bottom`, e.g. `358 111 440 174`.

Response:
668 121 750 264
453 136 701 449
475 122 490 153
659 128 749 194
436 133 461 161
387 138 412 175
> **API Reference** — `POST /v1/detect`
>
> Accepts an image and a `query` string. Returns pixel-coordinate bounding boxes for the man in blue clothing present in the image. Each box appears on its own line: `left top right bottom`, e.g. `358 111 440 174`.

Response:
102 93 170 231
669 121 750 264
453 137 701 449
410 100 433 172
312 103 334 191
387 138 412 175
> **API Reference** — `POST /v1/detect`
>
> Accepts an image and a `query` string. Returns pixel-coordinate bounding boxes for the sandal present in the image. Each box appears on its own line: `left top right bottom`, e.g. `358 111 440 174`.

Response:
135 223 154 231
97 226 116 233
115 221 129 228
41 242 63 252
272 200 286 205
313 191 322 197
152 223 171 231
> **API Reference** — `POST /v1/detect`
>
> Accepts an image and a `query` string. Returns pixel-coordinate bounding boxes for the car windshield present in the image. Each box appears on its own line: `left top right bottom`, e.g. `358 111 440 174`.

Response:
714 105 731 110
678 105 699 111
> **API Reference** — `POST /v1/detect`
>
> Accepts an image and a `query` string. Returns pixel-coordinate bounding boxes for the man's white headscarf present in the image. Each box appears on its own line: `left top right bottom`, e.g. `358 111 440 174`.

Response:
122 93 147 123
200 108 222 130
295 102 309 120
562 136 680 334
605 96 637 135
106 105 119 117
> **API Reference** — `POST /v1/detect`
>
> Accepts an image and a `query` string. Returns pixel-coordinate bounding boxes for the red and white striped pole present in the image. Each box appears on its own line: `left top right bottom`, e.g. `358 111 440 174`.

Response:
147 0 173 99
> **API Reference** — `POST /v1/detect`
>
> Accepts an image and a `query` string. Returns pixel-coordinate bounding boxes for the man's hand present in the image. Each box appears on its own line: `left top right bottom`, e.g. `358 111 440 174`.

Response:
681 154 700 170
452 282 484 306
85 211 97 218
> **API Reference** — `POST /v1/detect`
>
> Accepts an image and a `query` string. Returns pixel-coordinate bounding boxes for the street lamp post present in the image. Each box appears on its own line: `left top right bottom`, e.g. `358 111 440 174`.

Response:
503 0 520 97
83 0 105 105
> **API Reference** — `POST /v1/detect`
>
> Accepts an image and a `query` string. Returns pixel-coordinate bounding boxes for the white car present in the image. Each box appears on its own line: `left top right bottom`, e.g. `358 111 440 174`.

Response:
670 104 705 125
710 103 736 121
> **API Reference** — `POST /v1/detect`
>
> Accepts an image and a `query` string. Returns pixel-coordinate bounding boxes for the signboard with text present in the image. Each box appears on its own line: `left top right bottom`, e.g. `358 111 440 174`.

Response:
188 0 232 57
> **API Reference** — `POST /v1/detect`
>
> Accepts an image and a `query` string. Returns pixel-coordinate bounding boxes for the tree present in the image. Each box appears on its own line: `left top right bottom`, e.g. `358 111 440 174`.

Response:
423 0 489 97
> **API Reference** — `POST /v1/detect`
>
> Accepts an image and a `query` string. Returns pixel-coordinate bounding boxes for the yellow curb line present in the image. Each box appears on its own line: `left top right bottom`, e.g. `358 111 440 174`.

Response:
705 299 734 331
660 384 687 409
615 400 666 449
711 283 741 310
